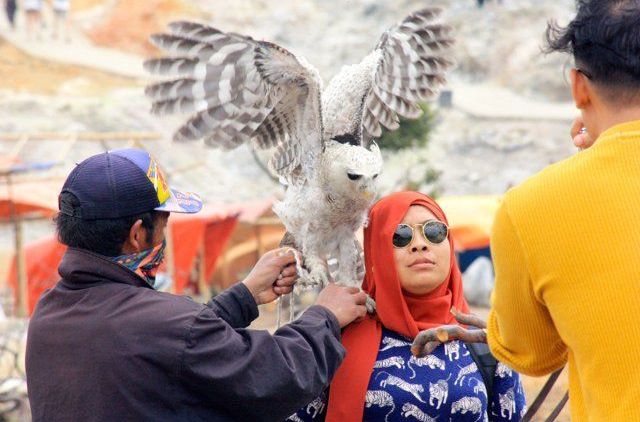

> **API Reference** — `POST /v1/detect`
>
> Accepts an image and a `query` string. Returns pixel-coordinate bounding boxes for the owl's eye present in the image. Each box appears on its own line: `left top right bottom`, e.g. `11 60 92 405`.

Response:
347 173 362 181
372 174 379 179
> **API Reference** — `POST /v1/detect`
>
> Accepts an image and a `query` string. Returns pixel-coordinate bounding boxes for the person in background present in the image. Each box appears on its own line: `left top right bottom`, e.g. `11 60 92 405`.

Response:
4 0 17 29
22 0 43 40
26 148 368 421
51 0 70 41
487 0 640 419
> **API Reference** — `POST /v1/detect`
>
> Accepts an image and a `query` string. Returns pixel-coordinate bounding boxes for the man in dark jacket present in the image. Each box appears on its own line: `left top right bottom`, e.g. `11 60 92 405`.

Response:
26 148 367 421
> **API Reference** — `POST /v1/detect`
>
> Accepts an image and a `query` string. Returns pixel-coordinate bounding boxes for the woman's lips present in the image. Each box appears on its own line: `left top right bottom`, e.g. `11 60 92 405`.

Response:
409 258 436 269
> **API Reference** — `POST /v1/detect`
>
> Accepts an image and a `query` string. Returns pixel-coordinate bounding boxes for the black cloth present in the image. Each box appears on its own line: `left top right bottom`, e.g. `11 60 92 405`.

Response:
26 247 345 422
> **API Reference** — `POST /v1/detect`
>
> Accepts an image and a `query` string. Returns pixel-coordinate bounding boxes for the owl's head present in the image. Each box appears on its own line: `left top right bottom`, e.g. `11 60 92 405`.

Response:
323 140 382 202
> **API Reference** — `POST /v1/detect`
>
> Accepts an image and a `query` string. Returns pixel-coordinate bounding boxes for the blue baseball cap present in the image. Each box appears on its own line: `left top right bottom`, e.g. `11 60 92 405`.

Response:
59 148 202 220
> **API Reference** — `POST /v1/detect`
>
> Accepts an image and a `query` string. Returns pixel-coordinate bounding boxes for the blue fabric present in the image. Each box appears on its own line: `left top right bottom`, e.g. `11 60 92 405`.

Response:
287 328 526 422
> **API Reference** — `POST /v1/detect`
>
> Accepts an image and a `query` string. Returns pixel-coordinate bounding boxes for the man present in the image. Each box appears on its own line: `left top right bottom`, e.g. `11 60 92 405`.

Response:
487 1 640 420
26 148 367 421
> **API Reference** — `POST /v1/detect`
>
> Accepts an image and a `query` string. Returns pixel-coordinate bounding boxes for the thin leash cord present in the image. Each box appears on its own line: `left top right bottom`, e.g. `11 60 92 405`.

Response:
521 368 567 422
546 391 569 422
289 291 295 323
276 296 282 329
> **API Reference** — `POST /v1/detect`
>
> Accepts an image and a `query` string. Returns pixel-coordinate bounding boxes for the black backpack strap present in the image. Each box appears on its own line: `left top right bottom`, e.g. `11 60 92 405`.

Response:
465 342 498 411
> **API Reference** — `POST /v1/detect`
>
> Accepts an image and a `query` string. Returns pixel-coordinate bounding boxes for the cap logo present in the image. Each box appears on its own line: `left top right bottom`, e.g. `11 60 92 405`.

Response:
146 157 170 205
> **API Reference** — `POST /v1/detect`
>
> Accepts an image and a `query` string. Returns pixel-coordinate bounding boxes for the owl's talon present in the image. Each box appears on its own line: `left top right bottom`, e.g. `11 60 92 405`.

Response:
305 270 328 289
365 295 376 314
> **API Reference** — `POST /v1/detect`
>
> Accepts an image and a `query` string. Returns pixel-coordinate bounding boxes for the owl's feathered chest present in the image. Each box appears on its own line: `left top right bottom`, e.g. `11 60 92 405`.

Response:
275 183 369 238
323 192 370 229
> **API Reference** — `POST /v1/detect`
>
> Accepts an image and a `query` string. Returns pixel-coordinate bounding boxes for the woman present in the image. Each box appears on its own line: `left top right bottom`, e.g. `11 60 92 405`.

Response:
288 192 525 421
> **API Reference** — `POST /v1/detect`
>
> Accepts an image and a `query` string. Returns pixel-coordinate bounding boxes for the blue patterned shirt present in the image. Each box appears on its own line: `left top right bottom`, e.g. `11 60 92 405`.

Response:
287 328 526 421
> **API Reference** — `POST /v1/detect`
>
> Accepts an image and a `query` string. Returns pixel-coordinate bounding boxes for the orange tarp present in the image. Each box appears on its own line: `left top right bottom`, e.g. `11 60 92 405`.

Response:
450 225 491 251
169 210 239 294
0 180 60 219
8 236 66 314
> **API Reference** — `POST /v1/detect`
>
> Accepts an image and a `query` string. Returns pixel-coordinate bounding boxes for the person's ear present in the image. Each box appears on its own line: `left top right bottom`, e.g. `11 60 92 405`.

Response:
122 219 147 254
570 68 591 109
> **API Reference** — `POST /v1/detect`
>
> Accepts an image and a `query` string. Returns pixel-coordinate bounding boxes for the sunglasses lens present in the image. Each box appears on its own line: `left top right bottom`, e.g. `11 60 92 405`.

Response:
393 225 413 248
424 221 448 244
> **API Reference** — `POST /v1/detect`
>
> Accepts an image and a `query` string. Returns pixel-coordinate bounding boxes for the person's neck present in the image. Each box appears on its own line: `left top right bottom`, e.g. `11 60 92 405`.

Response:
593 106 640 139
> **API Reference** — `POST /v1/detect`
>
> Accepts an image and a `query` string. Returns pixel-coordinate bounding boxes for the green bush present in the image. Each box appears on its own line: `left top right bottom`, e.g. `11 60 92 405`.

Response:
375 103 436 151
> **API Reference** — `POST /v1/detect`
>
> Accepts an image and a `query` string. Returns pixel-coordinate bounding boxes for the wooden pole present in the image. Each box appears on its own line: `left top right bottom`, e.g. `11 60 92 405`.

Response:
15 218 28 317
7 173 27 317
221 249 230 289
255 223 264 257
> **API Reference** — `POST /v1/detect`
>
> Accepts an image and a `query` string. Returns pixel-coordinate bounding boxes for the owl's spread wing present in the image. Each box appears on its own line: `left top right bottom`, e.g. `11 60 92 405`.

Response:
144 21 323 183
361 8 455 146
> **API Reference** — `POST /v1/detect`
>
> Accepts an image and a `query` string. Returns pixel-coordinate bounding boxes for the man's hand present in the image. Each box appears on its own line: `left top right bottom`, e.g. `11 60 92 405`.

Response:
242 248 298 305
571 116 595 150
315 284 368 328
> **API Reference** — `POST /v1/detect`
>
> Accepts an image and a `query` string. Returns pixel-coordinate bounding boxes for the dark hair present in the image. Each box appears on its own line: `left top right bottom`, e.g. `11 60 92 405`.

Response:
545 0 640 103
56 192 158 257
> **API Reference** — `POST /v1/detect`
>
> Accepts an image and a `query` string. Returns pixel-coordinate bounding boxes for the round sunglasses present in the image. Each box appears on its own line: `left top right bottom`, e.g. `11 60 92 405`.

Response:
392 220 449 248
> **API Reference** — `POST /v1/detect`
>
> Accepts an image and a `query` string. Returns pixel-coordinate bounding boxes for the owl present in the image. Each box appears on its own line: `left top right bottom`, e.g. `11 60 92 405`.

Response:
144 7 454 305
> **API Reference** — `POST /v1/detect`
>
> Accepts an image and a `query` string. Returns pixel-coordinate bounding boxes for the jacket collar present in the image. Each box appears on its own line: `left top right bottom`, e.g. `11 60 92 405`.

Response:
58 247 150 290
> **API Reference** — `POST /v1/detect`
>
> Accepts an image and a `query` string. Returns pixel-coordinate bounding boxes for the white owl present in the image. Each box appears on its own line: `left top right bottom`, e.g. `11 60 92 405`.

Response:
144 8 454 303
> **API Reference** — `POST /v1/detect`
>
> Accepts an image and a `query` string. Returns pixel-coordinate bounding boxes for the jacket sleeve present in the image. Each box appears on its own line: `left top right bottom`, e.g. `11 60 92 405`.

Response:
487 202 567 376
179 303 345 421
205 282 259 328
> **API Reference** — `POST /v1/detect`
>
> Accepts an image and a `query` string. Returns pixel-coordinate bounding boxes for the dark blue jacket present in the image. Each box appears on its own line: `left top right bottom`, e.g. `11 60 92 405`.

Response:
26 247 344 421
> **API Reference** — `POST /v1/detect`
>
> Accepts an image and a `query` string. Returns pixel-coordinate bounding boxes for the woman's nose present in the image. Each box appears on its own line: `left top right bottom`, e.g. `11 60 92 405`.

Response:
410 244 428 252
410 233 428 252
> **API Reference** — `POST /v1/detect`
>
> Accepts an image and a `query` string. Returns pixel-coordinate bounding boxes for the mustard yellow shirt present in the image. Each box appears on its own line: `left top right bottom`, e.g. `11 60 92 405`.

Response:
488 120 640 421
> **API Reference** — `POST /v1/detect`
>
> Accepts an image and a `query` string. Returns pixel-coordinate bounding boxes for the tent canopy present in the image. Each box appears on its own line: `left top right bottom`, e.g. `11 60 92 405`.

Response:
0 180 60 220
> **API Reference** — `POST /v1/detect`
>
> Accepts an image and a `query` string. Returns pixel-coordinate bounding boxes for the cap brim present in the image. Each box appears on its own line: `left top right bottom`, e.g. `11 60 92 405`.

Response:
155 189 203 214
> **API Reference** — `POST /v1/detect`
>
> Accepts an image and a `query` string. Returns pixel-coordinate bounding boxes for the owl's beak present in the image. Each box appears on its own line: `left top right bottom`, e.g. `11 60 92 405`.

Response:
361 190 374 201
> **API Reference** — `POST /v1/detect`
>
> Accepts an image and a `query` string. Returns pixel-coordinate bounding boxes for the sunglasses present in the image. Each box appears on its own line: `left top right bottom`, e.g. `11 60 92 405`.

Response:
392 220 449 248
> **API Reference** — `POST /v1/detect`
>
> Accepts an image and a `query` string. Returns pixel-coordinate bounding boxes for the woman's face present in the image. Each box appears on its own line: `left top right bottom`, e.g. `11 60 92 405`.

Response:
393 205 451 295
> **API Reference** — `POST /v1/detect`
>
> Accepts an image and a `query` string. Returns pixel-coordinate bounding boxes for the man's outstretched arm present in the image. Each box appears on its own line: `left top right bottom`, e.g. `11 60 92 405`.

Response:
181 283 366 421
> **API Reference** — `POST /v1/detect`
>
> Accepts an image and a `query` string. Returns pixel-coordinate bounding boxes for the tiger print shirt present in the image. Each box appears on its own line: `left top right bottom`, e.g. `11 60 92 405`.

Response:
287 328 526 422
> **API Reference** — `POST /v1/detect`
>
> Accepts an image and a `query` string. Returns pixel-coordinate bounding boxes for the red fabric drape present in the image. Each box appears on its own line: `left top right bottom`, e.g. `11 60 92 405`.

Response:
326 191 470 421
8 236 66 315
169 216 207 294
169 213 239 294
204 216 238 281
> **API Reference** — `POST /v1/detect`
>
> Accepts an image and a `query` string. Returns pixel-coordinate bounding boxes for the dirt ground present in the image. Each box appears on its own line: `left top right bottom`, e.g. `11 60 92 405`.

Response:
87 0 202 56
0 40 142 95
71 0 106 12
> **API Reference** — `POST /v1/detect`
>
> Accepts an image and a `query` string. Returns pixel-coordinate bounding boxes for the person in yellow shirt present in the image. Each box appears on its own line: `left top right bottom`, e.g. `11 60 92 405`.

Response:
487 0 640 420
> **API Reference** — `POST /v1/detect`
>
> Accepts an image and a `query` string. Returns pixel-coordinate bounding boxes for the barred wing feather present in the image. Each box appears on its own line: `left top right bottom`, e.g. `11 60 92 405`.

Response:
361 7 455 145
144 21 323 182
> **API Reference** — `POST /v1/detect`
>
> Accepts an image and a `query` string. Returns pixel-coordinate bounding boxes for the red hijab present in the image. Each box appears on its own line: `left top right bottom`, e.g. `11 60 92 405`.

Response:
326 191 469 421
